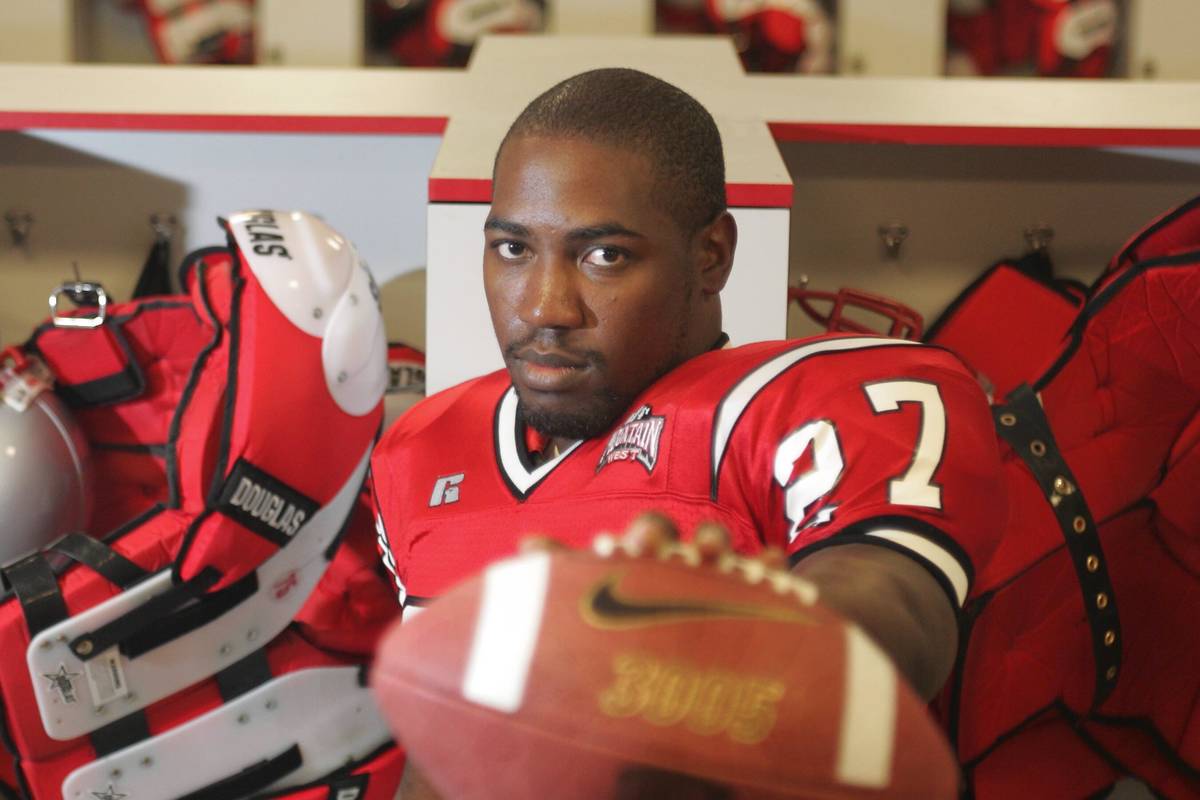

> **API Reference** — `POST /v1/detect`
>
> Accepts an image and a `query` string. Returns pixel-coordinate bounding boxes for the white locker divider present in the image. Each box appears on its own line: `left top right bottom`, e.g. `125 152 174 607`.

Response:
549 0 654 35
839 0 946 77
1126 0 1200 81
0 1 75 63
257 0 364 67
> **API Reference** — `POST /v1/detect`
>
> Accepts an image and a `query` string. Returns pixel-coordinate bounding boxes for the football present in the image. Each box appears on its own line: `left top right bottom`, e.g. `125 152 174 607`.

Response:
371 542 959 799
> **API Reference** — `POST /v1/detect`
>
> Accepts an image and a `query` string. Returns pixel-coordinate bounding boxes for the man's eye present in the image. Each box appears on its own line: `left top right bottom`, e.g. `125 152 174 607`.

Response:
582 247 626 268
496 241 528 260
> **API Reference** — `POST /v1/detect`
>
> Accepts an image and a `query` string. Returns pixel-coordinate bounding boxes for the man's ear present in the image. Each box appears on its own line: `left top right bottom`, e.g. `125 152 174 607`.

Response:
696 211 737 296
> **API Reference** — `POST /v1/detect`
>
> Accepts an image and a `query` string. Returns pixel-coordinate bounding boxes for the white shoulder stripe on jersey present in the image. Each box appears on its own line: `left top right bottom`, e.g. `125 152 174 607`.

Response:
461 551 551 713
836 624 897 788
374 511 407 608
710 337 921 497
866 528 969 607
497 387 582 495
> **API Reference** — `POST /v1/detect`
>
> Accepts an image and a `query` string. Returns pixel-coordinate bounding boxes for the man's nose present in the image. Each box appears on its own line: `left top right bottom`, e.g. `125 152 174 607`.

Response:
518 256 586 330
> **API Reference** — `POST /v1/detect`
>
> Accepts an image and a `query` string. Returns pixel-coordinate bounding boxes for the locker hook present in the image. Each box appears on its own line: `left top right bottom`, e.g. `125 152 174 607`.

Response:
5 209 33 248
877 223 909 259
1024 223 1055 253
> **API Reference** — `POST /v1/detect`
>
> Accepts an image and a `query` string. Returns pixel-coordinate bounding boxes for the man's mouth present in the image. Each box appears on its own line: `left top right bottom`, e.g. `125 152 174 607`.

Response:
514 348 591 392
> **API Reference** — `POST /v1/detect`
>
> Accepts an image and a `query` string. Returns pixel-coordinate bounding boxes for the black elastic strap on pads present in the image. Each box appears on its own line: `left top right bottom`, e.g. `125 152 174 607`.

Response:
994 384 1122 707
52 533 148 589
176 744 302 800
3 555 68 638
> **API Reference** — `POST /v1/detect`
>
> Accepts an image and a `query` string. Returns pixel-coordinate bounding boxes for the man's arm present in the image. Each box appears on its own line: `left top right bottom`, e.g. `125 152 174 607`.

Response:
739 349 1004 700
791 543 957 700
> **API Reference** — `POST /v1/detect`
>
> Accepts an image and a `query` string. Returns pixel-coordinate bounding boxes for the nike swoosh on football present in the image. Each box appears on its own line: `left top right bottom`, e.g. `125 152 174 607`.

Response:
580 572 813 630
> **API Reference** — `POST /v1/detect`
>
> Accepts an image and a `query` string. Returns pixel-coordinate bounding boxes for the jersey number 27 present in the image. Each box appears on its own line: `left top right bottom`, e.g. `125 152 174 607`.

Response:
773 380 946 541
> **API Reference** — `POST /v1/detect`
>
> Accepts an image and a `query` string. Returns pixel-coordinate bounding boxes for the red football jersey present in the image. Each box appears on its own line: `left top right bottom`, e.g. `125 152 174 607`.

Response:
371 335 1005 615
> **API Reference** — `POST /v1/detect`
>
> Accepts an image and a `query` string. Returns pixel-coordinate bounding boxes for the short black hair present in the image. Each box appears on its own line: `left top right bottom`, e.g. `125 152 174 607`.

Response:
498 68 727 234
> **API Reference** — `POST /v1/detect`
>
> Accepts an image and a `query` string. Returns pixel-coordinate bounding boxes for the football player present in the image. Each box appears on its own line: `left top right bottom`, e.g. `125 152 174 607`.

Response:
370 68 1007 798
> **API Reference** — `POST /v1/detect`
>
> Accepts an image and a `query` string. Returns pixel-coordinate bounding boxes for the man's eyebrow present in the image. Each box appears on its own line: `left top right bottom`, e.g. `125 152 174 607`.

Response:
484 218 531 237
566 223 646 241
483 219 647 241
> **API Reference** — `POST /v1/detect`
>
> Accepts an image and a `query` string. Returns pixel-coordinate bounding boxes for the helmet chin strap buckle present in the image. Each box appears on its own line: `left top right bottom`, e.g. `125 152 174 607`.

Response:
0 349 53 413
50 282 108 329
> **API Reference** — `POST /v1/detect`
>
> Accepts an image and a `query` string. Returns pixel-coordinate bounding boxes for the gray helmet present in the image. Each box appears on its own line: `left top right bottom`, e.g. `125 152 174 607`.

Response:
0 363 91 567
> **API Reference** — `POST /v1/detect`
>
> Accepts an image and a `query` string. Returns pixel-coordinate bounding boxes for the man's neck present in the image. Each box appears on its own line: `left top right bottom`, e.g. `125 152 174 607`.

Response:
543 436 572 466
522 420 576 468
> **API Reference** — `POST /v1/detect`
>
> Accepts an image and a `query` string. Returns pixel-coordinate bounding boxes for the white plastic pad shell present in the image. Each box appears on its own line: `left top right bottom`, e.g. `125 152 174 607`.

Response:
228 209 386 417
322 261 388 417
27 444 372 741
227 210 355 338
60 666 390 800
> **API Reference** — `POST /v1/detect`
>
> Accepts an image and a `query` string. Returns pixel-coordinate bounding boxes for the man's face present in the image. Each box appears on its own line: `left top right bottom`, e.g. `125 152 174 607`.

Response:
484 134 699 440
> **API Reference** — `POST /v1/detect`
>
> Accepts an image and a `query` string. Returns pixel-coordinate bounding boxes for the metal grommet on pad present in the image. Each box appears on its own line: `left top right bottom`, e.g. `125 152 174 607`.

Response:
999 412 1017 427
1096 592 1109 610
1073 516 1087 533
1106 666 1118 680
1030 440 1047 457
1086 555 1100 572
1053 476 1075 495
1104 630 1116 646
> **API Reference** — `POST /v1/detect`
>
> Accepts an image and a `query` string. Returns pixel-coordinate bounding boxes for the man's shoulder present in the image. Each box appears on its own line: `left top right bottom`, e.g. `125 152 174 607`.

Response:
668 334 966 392
376 368 509 455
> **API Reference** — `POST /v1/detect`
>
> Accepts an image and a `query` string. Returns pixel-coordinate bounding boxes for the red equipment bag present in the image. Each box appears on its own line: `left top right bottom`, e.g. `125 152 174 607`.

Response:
0 211 403 799
946 0 1118 77
924 250 1085 400
940 196 1200 798
706 0 835 73
138 0 255 64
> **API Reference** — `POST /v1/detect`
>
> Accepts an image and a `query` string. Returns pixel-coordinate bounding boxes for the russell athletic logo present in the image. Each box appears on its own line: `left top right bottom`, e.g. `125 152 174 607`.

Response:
429 473 465 507
597 405 665 474
217 459 320 547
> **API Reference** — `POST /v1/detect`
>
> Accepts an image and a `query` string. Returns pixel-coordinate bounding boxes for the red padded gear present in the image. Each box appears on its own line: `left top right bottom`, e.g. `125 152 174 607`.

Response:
940 195 1200 798
923 258 1082 399
0 222 398 799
